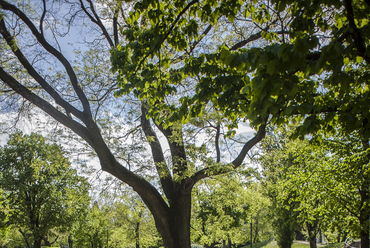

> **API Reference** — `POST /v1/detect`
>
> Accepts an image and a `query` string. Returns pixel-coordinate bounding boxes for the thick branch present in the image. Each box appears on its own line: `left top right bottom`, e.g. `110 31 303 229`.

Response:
154 119 188 177
0 66 92 145
0 1 93 118
232 123 266 166
40 0 46 36
230 31 264 50
141 104 174 198
113 7 119 46
0 66 171 239
230 30 288 50
344 0 370 63
192 124 266 183
215 124 221 163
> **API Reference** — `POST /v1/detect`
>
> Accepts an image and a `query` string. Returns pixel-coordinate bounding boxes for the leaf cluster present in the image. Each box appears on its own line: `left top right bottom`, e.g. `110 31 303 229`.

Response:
112 0 370 139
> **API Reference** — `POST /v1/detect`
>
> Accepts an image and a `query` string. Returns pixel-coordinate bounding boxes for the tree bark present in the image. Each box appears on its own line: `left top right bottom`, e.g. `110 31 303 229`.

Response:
34 239 42 248
160 187 192 248
360 229 369 248
359 200 370 248
307 222 317 248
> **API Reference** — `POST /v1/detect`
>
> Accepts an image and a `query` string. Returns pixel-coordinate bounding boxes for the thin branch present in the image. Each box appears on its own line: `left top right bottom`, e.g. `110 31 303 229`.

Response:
79 0 114 48
0 13 84 120
172 24 214 63
0 0 93 119
192 123 266 183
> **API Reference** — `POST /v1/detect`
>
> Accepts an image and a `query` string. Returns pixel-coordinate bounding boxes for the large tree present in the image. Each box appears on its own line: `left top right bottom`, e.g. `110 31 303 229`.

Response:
110 0 369 246
0 1 265 247
0 132 90 248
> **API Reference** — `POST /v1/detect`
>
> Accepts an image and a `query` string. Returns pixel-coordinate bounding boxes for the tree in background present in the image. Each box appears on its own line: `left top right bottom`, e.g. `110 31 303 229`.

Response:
316 132 370 248
192 174 249 248
259 125 369 248
107 189 162 248
73 202 109 248
0 132 90 248
191 172 272 248
259 126 323 248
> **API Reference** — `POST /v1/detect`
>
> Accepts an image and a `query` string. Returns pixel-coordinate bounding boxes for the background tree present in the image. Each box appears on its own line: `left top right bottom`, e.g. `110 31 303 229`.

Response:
108 195 161 248
259 126 322 248
316 132 370 248
0 132 90 248
191 173 250 248
191 172 272 248
259 124 369 248
73 202 109 248
0 1 265 247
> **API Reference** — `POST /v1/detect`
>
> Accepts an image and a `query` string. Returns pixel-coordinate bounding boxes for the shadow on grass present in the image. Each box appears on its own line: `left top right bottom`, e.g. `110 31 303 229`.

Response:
241 241 344 248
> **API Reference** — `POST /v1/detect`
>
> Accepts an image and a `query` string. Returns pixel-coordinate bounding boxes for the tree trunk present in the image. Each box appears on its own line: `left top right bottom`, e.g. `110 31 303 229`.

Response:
360 212 369 248
307 222 317 248
135 220 140 248
159 189 192 248
359 183 369 248
360 229 369 248
34 239 42 248
309 239 317 248
253 218 259 243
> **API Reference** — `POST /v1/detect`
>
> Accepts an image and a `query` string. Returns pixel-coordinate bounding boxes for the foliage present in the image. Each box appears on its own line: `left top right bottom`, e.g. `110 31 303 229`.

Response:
0 226 26 248
111 0 370 139
107 192 162 248
316 132 370 241
73 202 109 248
259 124 370 248
0 132 90 248
191 172 272 247
0 1 267 246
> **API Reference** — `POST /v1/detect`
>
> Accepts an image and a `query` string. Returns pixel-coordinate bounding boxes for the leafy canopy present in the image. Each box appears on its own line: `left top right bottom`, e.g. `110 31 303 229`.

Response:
111 0 370 137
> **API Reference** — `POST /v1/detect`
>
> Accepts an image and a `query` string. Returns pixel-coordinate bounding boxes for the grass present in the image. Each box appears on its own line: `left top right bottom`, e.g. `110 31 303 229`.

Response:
241 241 344 248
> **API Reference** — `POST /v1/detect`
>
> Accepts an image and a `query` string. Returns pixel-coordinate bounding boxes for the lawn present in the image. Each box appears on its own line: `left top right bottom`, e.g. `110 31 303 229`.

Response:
241 241 344 248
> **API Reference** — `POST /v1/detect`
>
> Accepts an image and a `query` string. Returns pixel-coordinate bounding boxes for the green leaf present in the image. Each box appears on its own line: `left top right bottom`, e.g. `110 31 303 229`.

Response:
266 60 277 75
